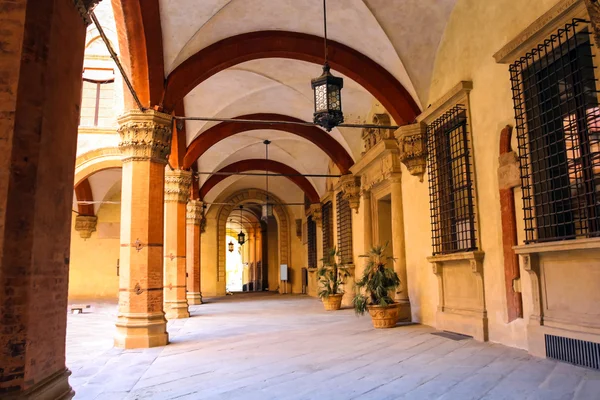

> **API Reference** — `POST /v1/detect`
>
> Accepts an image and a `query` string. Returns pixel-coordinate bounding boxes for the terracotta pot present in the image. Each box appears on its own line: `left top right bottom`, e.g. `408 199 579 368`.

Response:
322 294 344 311
367 303 400 328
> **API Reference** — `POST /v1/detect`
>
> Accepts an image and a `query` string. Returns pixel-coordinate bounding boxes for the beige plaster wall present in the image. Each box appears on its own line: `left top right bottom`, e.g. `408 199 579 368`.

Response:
403 0 563 348
68 191 120 300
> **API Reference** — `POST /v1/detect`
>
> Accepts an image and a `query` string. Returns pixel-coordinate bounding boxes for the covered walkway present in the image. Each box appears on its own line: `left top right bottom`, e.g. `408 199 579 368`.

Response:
68 294 600 400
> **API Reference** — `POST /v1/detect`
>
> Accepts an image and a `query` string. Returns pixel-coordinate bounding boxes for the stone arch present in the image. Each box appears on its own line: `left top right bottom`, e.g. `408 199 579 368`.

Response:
199 159 320 203
183 114 354 173
74 147 122 186
161 31 421 124
206 189 290 287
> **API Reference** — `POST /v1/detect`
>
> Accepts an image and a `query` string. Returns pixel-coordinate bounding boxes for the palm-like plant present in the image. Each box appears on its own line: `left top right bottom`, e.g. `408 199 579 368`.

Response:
317 247 350 299
353 243 400 315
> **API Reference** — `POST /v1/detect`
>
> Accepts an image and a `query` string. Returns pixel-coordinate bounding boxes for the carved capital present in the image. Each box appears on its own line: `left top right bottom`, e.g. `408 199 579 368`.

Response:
75 215 97 239
396 122 427 181
74 0 101 25
339 174 361 213
117 109 173 164
165 169 192 203
186 200 204 225
361 113 395 154
308 204 322 228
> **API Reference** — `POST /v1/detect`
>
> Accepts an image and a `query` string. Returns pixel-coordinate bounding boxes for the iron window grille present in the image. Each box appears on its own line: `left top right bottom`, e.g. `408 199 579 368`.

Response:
336 191 353 264
510 19 600 243
427 105 478 255
307 216 317 269
322 201 334 255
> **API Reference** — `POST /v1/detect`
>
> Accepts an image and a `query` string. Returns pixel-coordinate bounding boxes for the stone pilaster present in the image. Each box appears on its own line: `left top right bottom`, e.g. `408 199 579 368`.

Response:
390 174 411 321
186 200 203 305
396 122 427 181
339 174 361 213
74 215 97 239
164 169 192 319
115 109 172 349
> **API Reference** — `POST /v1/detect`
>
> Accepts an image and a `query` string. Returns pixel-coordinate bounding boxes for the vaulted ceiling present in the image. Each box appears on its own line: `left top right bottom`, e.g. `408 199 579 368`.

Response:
89 0 459 209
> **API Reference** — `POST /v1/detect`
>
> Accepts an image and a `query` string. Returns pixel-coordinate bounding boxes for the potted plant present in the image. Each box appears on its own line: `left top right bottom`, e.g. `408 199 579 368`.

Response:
317 247 350 311
353 243 401 328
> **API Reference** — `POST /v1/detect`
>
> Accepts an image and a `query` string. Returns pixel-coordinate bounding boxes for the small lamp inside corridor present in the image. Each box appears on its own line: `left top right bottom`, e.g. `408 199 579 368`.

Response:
237 205 246 246
311 0 344 132
228 240 234 253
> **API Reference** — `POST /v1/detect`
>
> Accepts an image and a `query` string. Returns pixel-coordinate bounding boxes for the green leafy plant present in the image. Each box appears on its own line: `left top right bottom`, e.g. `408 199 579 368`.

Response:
317 247 350 299
353 243 400 315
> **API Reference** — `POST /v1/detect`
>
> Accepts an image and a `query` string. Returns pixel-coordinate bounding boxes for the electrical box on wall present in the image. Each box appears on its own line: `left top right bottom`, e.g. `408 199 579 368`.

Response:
280 264 288 281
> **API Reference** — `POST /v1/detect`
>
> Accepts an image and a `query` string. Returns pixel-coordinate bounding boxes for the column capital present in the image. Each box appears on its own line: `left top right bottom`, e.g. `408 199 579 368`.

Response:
117 109 173 164
396 121 427 182
74 0 101 25
74 215 97 239
339 174 361 214
165 169 192 203
186 199 204 225
308 204 322 228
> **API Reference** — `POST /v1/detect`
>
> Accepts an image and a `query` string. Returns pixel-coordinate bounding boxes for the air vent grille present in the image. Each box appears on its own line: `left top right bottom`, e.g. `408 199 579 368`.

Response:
545 334 600 370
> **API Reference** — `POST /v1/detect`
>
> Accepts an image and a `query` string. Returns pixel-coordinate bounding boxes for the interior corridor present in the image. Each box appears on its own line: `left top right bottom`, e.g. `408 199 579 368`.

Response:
67 294 600 400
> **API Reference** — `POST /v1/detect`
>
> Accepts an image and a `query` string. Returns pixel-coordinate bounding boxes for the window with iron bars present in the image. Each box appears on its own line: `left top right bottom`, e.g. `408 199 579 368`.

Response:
322 201 334 255
510 19 600 243
307 216 317 269
336 191 353 264
427 105 477 255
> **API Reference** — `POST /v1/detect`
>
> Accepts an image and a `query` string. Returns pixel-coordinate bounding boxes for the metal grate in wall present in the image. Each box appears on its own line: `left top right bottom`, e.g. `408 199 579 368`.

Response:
545 334 600 370
427 105 477 255
336 191 353 264
307 216 317 269
510 19 600 243
322 201 334 255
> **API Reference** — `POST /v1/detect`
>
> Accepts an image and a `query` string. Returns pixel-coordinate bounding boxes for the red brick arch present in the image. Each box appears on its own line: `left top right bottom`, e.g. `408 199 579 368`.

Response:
162 31 420 124
75 179 94 216
183 114 354 172
199 159 320 203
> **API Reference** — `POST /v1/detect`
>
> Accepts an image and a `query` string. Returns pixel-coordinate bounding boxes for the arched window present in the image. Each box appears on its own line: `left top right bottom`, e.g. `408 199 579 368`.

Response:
80 67 115 127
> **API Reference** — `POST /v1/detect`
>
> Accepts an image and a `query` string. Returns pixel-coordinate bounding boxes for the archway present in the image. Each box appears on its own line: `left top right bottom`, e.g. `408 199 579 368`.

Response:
203 189 290 296
161 31 420 125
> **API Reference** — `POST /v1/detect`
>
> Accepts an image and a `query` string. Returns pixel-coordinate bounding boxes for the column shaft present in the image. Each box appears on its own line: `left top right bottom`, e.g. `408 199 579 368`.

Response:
390 176 411 320
0 1 87 397
115 109 172 349
164 170 192 319
186 200 203 304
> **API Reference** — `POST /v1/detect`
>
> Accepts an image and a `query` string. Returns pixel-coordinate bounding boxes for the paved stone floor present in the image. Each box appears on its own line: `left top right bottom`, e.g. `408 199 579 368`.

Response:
67 293 600 399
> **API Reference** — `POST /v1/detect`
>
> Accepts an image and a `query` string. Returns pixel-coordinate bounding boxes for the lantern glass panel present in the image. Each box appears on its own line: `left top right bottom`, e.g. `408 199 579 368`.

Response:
262 203 274 221
327 84 341 111
315 83 328 112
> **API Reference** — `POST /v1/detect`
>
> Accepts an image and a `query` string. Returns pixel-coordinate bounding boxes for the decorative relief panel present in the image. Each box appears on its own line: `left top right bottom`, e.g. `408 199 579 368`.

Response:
361 113 396 155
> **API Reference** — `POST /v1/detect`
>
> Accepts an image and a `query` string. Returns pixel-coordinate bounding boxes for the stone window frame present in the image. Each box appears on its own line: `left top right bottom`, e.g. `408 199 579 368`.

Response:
419 81 482 259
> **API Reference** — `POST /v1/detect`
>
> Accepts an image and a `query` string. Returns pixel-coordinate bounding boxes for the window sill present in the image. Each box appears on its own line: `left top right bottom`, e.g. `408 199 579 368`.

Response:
427 250 484 264
513 237 600 254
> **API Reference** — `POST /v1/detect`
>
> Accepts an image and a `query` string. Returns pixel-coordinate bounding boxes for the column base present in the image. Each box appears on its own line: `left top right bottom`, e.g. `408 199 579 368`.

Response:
395 299 412 322
164 300 190 319
114 312 169 349
187 292 203 305
4 368 74 400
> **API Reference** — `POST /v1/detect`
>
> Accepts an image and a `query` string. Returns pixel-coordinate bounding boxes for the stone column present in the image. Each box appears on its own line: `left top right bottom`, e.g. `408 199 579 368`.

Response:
390 175 411 320
355 189 373 280
164 169 192 319
249 228 256 291
115 109 172 349
186 200 203 305
0 1 89 397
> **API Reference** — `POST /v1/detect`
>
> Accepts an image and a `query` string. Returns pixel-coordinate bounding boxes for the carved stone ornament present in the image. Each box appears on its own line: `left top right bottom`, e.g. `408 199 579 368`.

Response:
74 215 97 239
361 113 395 155
117 109 173 164
308 204 322 227
186 200 204 225
396 122 427 181
165 169 192 203
340 174 361 213
74 0 102 26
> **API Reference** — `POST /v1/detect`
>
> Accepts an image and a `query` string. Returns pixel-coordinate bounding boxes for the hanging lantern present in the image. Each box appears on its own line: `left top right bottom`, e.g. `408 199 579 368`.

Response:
237 205 246 245
311 0 343 132
228 240 234 253
312 63 344 132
